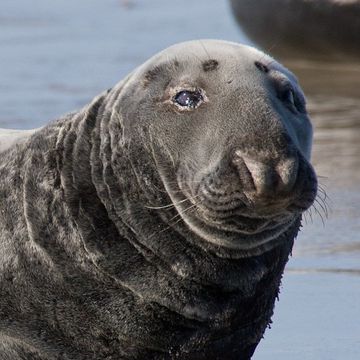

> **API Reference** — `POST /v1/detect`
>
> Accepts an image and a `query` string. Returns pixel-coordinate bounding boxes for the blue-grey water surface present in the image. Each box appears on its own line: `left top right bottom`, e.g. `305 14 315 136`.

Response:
1 0 359 358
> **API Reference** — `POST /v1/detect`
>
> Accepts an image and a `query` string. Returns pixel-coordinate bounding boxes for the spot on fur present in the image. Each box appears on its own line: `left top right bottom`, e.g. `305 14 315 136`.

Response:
202 59 219 72
143 66 163 87
143 61 180 87
254 61 269 73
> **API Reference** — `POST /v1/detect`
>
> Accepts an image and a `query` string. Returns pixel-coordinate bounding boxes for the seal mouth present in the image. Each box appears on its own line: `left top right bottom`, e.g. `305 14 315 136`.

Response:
156 171 300 255
175 195 297 251
196 209 293 235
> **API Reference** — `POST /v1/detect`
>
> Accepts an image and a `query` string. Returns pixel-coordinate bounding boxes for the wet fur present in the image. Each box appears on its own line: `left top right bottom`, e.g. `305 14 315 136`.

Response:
0 40 315 359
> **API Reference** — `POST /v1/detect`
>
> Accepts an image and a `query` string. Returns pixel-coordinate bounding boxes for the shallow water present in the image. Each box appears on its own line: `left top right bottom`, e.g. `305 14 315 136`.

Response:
1 0 359 358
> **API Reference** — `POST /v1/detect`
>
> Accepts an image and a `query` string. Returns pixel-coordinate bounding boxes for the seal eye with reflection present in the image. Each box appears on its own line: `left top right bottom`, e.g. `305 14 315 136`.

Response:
174 90 204 109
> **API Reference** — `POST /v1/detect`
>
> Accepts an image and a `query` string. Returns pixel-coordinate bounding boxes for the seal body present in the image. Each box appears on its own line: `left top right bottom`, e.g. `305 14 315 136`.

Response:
0 40 317 359
0 128 38 153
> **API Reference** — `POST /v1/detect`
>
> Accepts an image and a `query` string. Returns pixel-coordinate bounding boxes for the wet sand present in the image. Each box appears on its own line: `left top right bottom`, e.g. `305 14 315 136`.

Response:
0 0 359 358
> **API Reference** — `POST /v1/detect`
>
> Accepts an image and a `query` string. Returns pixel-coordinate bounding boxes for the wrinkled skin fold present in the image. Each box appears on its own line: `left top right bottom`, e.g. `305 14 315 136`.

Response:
0 40 317 359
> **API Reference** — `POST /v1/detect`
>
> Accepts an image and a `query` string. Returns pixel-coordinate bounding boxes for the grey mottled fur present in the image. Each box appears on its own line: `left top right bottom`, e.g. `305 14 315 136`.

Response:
0 40 317 359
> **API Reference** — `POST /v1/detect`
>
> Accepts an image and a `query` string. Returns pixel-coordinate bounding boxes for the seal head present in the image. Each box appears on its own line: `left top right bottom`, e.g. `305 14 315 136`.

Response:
119 40 316 258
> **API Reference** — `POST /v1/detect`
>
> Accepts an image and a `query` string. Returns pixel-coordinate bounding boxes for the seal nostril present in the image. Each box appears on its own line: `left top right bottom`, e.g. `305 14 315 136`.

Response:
276 157 299 193
232 150 299 197
243 159 278 196
231 153 256 192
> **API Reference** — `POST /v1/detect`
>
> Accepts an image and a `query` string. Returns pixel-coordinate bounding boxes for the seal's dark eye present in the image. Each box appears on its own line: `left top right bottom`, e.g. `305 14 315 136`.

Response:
274 78 307 114
283 88 295 106
174 90 203 109
279 87 302 113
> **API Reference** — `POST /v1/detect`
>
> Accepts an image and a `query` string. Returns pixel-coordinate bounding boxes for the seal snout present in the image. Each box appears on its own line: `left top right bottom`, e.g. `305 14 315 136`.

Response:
232 150 299 199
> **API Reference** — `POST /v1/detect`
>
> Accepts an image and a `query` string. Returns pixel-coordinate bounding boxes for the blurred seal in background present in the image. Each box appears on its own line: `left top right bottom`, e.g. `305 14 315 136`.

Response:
230 0 360 62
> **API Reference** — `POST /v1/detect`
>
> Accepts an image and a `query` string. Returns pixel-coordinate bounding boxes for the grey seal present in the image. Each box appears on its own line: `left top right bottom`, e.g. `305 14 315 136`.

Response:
0 128 39 153
230 0 360 62
0 40 317 359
